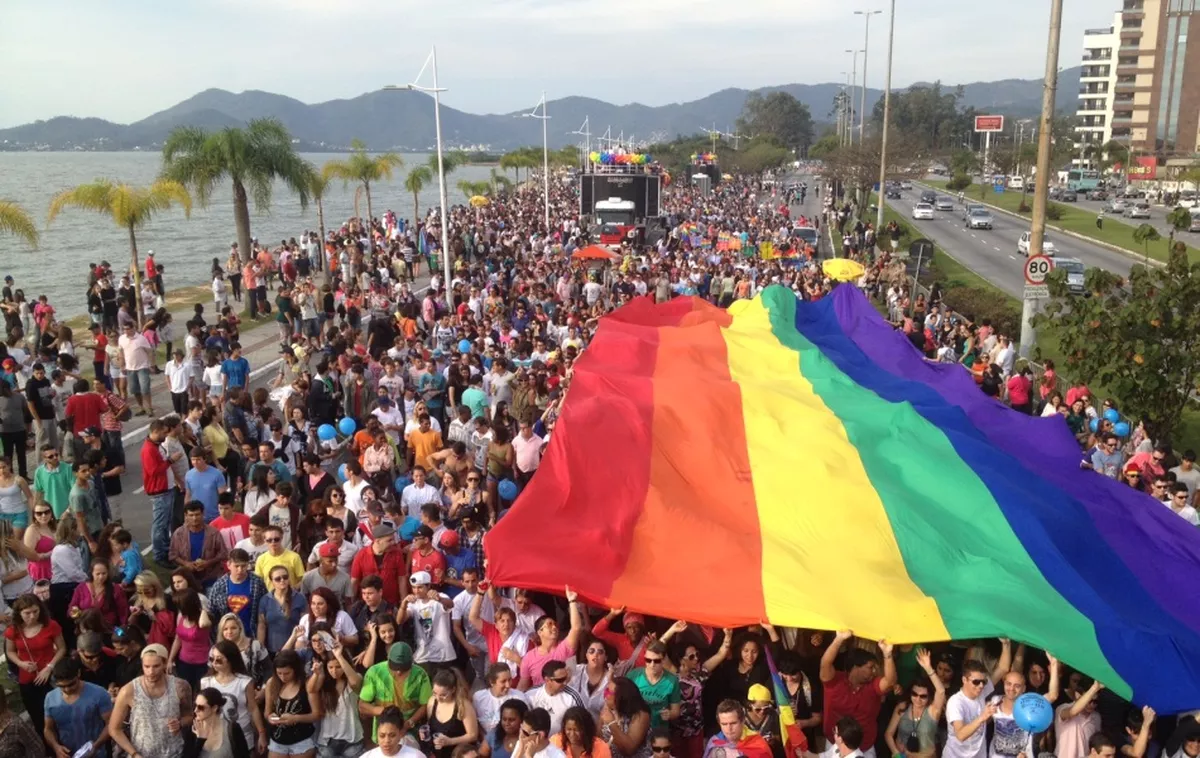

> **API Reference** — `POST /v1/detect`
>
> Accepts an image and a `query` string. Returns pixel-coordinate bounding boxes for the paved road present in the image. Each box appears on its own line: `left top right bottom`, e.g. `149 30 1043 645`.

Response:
886 186 1138 299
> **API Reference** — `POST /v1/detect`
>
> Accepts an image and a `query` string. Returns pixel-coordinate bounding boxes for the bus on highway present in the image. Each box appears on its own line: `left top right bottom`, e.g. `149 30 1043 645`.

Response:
1067 169 1101 192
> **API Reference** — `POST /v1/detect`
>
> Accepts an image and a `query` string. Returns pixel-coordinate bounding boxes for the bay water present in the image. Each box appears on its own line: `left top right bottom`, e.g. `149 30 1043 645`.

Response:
0 152 503 318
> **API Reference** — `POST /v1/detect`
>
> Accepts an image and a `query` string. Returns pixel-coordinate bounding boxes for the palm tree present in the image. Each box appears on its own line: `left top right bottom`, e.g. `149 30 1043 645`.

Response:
161 118 311 263
457 180 491 200
46 180 191 325
305 165 330 271
499 151 523 184
489 168 513 196
0 201 39 248
405 165 433 224
322 139 404 252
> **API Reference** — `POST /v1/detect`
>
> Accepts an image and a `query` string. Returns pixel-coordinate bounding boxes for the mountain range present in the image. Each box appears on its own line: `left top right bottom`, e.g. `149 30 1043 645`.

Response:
0 68 1082 152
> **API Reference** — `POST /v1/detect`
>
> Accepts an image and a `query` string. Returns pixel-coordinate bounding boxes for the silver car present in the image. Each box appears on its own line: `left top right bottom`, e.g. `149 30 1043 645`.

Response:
934 196 955 211
1108 199 1128 215
966 210 994 230
1055 257 1086 295
1128 202 1151 219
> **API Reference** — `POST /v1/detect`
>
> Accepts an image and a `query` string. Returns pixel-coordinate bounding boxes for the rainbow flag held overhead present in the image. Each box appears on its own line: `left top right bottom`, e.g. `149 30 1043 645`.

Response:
485 285 1200 713
765 647 807 757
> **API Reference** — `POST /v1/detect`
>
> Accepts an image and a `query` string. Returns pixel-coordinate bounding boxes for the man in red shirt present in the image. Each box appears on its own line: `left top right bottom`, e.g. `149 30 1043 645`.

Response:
819 630 896 757
592 607 649 668
349 523 409 605
409 525 447 586
141 420 174 565
64 379 106 435
86 324 109 390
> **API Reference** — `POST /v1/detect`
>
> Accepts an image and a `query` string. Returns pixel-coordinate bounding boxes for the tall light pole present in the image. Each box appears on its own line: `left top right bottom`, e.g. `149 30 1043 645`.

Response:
571 117 591 171
387 46 451 305
874 0 896 236
855 10 882 144
519 93 552 233
838 76 849 147
1019 0 1064 358
845 50 862 144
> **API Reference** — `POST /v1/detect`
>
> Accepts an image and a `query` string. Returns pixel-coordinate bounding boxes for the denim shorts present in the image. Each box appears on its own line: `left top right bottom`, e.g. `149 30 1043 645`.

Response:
0 511 27 530
128 367 151 396
317 739 363 758
270 737 316 755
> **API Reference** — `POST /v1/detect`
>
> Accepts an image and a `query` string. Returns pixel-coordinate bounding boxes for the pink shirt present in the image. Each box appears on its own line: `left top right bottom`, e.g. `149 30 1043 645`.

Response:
512 433 544 474
519 639 573 686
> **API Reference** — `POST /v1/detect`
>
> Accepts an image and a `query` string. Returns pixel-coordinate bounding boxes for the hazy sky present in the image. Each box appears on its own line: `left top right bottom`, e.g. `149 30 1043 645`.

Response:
1 0 1109 129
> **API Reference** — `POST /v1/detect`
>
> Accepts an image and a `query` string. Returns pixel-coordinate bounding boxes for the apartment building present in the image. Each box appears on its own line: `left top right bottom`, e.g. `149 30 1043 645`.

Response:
1110 0 1199 158
1074 16 1122 169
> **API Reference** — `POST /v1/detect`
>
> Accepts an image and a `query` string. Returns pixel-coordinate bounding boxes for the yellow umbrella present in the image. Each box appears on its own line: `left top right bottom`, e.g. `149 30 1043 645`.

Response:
722 173 733 180
822 258 866 282
469 195 490 208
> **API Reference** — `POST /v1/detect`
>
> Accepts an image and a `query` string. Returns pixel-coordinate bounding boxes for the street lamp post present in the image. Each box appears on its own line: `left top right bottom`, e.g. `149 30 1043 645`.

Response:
874 0 896 237
845 50 862 145
520 93 552 233
855 10 882 145
387 46 452 305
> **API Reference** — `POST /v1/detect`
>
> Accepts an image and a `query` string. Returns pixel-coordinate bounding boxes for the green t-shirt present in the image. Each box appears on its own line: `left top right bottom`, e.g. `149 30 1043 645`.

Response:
360 662 432 740
275 295 295 324
461 387 489 420
627 668 681 729
33 464 75 518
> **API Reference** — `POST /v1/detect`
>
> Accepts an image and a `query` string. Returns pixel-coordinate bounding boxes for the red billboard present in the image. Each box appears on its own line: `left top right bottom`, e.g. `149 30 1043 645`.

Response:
1128 155 1157 180
974 115 1005 133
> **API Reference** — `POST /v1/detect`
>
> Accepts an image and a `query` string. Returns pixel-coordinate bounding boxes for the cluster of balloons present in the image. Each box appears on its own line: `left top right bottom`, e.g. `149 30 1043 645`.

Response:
690 152 717 163
590 151 652 165
1013 693 1054 733
1088 407 1131 438
317 417 359 442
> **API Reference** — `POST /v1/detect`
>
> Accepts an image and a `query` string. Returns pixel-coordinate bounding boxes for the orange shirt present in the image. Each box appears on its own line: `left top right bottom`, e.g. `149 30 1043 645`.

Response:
407 428 443 470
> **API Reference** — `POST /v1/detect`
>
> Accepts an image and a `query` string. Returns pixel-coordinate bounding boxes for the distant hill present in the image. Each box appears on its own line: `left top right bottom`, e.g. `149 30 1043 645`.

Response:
0 68 1081 152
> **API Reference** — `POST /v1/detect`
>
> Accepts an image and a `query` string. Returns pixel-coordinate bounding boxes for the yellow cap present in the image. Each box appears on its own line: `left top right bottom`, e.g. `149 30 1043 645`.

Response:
747 684 772 703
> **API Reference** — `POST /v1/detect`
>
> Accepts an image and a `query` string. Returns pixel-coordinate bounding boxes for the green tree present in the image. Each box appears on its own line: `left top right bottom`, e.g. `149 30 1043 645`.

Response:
0 201 39 248
321 139 404 251
1034 247 1200 443
405 166 433 224
724 140 791 174
489 168 514 195
949 149 980 177
1132 223 1162 264
161 118 311 263
946 174 972 192
46 180 191 325
808 134 841 160
1168 206 1192 243
736 91 813 153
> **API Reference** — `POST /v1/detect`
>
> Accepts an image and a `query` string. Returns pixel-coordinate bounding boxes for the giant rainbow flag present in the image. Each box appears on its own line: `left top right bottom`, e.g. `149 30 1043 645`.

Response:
485 285 1200 713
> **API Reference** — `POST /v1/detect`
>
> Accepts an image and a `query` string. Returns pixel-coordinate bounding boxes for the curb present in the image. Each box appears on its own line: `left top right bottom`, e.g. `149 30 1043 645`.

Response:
914 181 1167 270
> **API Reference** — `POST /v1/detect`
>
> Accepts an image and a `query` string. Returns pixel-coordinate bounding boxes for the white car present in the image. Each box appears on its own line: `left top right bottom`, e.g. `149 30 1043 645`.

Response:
1018 230 1056 257
912 203 934 220
1128 202 1151 219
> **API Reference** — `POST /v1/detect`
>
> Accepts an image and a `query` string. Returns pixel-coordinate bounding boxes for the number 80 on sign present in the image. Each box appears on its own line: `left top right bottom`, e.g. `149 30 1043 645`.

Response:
1024 255 1054 285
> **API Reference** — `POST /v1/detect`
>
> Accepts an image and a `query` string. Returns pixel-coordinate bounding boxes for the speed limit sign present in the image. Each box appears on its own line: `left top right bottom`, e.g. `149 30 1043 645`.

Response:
1024 254 1054 298
1025 255 1054 285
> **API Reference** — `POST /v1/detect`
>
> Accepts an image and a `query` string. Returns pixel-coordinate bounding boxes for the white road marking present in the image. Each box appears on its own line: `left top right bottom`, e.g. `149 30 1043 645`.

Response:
1009 255 1017 260
993 246 1001 251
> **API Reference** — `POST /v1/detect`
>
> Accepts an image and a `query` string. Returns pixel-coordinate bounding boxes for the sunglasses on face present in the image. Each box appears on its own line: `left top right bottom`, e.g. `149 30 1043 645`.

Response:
645 657 663 665
652 747 671 754
266 537 281 543
272 575 288 582
969 678 987 686
912 691 930 700
34 510 51 516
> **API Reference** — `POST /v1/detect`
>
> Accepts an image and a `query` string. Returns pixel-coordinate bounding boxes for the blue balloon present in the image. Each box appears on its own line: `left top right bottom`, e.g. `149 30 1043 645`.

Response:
1088 417 1100 433
459 339 472 354
338 417 357 436
394 476 412 493
317 424 337 441
1013 693 1054 733
498 479 519 501
337 464 348 483
1114 421 1131 437
1103 408 1120 424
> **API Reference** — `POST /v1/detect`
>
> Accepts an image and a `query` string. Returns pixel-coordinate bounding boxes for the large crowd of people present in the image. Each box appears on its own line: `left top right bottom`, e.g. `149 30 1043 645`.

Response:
0 162 1191 758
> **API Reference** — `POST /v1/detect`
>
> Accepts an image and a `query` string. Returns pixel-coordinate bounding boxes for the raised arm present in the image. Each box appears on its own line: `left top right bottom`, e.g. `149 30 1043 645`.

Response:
703 629 734 673
916 647 947 721
878 639 897 694
1045 653 1061 704
564 585 584 651
1063 680 1103 721
990 638 1013 684
820 629 852 683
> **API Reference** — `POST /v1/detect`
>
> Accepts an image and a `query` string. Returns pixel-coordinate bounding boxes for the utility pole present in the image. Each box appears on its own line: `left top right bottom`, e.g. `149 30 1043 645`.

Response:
571 117 590 170
874 0 896 236
1020 0 1063 358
